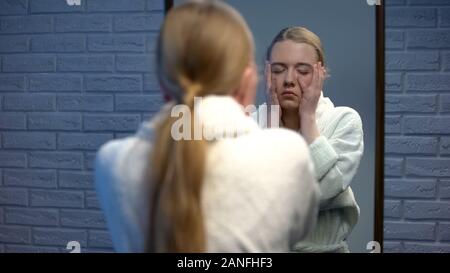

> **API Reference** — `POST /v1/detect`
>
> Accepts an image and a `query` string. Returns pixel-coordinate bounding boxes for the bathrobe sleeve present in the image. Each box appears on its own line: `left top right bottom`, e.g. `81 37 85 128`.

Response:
95 139 134 252
309 108 364 203
289 156 321 247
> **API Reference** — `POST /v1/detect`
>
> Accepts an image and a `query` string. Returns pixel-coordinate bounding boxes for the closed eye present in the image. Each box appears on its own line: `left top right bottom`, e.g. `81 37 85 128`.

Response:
296 64 313 75
297 70 310 75
270 63 286 74
271 68 285 74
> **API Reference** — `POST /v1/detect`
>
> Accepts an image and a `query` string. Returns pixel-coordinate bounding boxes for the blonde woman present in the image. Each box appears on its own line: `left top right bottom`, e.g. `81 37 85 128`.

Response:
265 27 364 253
95 1 320 253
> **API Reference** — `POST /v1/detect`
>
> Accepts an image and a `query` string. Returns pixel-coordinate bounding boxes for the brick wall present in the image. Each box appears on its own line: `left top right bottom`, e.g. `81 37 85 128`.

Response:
0 0 164 253
384 0 450 252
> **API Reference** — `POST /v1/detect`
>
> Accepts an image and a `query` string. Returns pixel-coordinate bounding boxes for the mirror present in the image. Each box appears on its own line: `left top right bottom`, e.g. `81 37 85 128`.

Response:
169 0 384 252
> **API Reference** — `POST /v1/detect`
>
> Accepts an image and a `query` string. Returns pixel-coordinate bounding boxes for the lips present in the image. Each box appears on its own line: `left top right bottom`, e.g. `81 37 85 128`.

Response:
281 90 298 97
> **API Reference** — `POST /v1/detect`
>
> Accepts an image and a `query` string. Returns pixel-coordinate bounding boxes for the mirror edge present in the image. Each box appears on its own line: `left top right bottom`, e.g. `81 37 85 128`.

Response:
374 2 385 253
165 0 173 14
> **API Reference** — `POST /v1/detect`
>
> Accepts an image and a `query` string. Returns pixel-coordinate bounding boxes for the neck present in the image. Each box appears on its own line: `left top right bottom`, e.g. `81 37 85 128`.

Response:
281 108 300 131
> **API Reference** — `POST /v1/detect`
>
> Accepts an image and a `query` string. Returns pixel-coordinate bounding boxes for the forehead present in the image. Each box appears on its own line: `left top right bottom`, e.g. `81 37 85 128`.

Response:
270 40 317 65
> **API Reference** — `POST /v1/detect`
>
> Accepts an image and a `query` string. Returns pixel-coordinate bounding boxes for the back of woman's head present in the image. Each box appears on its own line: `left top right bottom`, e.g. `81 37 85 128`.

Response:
148 0 254 252
158 0 254 104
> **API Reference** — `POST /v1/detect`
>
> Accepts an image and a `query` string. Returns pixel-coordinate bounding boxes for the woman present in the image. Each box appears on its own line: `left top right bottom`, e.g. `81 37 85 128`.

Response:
265 27 364 253
95 1 320 253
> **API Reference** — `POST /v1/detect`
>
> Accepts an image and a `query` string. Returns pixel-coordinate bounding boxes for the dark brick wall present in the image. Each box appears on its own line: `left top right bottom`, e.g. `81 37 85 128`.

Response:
0 0 164 253
384 0 450 252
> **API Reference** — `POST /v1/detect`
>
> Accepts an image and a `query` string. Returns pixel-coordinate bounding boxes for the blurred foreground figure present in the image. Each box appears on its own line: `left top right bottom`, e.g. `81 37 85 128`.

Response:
95 0 320 253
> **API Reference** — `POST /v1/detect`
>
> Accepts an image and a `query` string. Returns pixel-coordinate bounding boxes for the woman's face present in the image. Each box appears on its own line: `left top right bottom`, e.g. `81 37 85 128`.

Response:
269 40 318 111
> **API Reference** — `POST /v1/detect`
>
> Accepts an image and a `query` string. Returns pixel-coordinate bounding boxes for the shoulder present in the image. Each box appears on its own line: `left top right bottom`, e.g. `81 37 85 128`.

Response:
336 106 362 124
242 127 310 159
256 128 310 159
209 128 312 180
95 134 152 193
94 137 132 194
321 105 363 135
94 136 150 252
206 127 317 207
95 137 135 171
329 106 362 126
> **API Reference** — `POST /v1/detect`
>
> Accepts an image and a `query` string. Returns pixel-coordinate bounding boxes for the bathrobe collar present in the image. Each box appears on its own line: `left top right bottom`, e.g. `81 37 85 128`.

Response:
136 95 260 141
316 91 334 119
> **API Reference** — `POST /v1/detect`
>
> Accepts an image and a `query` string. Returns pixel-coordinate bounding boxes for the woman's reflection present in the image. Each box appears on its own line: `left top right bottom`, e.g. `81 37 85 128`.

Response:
265 26 364 253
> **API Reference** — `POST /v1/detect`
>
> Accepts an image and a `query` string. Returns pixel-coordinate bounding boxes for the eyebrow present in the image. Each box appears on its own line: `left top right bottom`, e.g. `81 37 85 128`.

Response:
271 62 313 68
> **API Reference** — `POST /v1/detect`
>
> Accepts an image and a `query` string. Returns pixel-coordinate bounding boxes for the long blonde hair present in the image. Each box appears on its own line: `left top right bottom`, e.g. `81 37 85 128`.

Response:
147 0 254 252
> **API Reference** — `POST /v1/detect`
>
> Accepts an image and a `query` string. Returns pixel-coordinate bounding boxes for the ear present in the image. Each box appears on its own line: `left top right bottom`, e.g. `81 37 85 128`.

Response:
232 63 258 108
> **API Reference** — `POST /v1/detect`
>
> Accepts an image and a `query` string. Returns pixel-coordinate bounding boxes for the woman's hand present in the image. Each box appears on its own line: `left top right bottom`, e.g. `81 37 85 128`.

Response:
265 62 282 128
298 62 325 117
297 62 325 144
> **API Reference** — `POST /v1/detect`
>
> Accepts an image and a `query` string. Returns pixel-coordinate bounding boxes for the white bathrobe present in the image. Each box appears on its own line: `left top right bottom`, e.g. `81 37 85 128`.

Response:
95 95 321 252
292 93 364 253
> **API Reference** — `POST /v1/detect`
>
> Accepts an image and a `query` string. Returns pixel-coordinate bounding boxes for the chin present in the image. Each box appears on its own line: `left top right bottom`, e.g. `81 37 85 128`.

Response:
280 100 299 111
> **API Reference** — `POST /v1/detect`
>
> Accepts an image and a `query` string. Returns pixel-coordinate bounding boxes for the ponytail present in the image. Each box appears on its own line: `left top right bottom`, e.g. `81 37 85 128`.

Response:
147 0 254 252
146 76 207 252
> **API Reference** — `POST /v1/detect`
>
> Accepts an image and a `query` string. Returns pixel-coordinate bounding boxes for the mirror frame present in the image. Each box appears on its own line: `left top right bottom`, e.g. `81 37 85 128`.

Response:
164 0 385 252
374 3 385 251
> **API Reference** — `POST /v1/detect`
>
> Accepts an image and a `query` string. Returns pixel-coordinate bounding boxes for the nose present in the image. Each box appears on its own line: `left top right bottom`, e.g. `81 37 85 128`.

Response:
283 68 296 88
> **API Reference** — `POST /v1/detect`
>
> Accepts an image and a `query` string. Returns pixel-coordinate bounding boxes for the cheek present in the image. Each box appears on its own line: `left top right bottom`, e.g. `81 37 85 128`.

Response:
272 75 284 93
298 73 313 87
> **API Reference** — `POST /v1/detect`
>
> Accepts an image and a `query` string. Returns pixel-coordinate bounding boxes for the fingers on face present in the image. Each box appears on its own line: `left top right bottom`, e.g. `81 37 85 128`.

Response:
296 62 325 93
316 62 325 90
296 70 304 92
307 62 319 90
320 62 326 89
271 81 279 104
320 62 325 78
265 62 279 104
314 62 319 82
